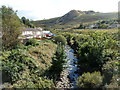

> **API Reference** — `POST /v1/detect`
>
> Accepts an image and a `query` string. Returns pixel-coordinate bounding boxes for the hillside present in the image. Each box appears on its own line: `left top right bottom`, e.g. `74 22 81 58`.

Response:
32 10 118 28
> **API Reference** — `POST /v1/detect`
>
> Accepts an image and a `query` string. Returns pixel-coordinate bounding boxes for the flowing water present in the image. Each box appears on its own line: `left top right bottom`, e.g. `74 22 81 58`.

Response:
56 46 79 88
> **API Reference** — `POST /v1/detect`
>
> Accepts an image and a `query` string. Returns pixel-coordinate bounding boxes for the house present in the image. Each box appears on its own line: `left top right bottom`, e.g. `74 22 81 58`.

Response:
19 27 54 40
20 27 43 39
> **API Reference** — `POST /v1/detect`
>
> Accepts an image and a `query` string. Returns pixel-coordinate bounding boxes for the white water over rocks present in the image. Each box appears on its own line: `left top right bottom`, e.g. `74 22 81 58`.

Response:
56 46 79 88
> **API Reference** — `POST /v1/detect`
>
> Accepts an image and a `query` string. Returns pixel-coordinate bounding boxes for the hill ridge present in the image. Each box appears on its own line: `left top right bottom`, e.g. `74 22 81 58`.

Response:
32 10 117 27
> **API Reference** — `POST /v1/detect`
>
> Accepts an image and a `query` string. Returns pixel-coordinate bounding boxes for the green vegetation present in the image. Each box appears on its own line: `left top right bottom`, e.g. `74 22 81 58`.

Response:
1 38 67 88
1 40 57 88
1 6 67 87
53 29 119 88
48 44 66 81
76 32 118 71
21 17 35 28
77 71 103 88
25 38 39 46
1 6 21 50
32 10 117 29
75 19 118 29
60 29 118 70
77 23 85 29
102 60 119 87
1 5 119 89
54 35 67 45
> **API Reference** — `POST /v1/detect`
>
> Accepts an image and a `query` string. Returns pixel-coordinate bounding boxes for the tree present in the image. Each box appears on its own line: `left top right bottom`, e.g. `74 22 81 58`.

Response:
54 35 67 45
48 44 66 80
21 17 35 28
1 6 21 50
21 17 26 25
64 33 74 46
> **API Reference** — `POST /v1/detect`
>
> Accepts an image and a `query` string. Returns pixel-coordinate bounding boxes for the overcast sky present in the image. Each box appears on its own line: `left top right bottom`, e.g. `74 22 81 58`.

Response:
0 0 119 20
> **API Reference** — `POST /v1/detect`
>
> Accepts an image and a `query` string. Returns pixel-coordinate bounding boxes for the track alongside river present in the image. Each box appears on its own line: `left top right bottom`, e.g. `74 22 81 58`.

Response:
56 46 79 88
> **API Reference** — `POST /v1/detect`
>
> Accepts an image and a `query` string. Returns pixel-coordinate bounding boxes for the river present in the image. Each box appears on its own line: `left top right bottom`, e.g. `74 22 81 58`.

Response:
56 45 79 88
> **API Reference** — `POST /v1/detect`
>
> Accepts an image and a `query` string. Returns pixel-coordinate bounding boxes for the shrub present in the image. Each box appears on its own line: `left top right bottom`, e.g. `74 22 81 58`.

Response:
102 61 119 85
54 35 67 45
12 69 54 88
25 39 38 46
1 42 56 88
13 77 54 88
63 33 74 46
77 71 103 88
35 77 54 88
76 32 118 72
2 49 37 83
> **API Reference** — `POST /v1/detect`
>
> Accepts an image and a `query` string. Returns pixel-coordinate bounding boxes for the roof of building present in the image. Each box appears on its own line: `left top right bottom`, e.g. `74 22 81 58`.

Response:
21 27 42 31
42 31 51 34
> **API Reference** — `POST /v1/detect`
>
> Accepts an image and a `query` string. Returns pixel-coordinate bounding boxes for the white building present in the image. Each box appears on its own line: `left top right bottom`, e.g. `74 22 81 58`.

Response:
19 27 54 40
21 27 44 39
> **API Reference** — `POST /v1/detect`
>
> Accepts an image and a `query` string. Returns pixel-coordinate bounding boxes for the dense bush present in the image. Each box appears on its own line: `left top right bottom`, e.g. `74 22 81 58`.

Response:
47 29 119 88
63 33 74 46
1 41 57 88
72 34 90 53
54 35 67 45
70 32 119 72
102 61 119 86
12 74 54 88
77 71 103 88
25 39 38 46
1 49 47 83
